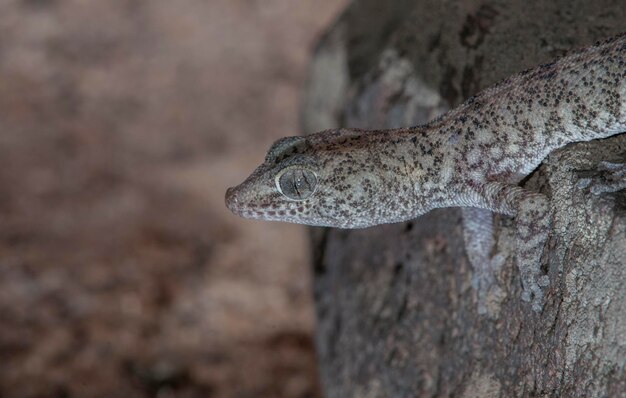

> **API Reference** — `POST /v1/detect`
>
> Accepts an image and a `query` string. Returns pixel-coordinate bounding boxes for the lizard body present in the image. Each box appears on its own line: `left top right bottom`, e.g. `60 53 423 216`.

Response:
226 34 626 312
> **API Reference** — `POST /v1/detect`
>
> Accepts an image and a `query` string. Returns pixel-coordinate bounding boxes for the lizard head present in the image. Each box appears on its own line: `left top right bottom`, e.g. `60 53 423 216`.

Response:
225 129 408 228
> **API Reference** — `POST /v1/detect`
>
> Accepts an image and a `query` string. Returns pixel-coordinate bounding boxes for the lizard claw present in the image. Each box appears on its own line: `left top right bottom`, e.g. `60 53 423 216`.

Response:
520 269 546 312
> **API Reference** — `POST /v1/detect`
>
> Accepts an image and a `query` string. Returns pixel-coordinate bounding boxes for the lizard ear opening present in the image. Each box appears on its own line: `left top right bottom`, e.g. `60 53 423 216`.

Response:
275 166 317 201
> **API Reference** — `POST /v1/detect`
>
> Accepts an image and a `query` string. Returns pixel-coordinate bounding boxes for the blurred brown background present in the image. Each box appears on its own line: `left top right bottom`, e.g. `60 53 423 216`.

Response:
0 0 347 397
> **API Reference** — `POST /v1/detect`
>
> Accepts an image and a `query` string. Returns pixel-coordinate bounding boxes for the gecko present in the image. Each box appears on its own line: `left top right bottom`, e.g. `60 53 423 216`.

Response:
225 34 626 313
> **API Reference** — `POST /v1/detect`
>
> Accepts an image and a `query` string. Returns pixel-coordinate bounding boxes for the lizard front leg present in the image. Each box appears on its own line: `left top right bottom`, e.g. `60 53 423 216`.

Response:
472 182 552 312
461 207 506 315
514 191 551 311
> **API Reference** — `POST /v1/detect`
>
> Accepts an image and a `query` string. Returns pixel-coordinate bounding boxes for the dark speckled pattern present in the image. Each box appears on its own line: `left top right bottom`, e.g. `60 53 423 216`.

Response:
226 33 624 228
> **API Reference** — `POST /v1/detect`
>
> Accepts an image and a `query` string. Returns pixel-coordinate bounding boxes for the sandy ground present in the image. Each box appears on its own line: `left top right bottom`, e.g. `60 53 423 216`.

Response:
0 1 347 397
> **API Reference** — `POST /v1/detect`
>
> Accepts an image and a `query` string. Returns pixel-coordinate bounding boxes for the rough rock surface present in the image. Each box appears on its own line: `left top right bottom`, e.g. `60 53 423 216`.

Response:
302 1 625 396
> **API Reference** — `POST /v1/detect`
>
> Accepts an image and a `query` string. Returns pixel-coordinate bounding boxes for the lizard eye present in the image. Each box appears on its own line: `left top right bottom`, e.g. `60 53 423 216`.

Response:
275 167 317 200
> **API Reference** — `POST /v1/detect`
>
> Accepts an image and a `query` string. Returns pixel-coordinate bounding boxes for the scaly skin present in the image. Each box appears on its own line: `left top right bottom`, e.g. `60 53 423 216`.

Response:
226 33 625 312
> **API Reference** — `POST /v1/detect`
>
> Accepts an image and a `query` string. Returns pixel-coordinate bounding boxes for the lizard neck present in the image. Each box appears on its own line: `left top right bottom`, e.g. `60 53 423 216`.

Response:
400 127 457 215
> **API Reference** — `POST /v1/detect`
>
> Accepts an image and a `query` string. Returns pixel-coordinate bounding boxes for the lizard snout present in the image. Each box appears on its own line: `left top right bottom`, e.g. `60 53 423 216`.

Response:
225 186 242 215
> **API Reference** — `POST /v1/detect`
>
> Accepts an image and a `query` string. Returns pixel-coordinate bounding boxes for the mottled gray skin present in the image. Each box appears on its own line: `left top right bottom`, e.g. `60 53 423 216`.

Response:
226 34 625 312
